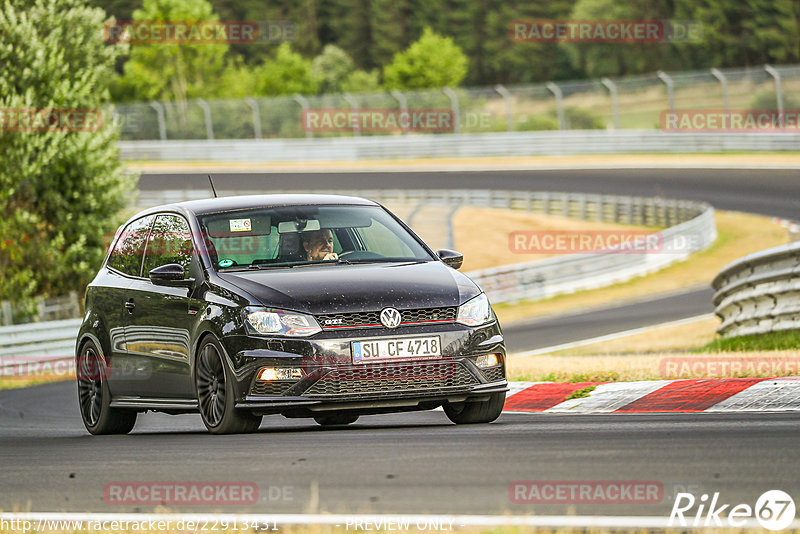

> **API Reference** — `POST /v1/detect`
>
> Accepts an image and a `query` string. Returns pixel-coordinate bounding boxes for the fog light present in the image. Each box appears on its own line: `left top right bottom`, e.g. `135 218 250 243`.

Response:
475 353 501 368
257 367 302 381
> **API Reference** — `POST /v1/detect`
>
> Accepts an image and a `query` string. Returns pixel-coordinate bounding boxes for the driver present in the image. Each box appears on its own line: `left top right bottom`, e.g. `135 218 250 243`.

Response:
301 229 339 261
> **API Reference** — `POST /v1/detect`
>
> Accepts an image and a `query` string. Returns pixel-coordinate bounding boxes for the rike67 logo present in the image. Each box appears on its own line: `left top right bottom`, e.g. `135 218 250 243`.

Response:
669 490 796 530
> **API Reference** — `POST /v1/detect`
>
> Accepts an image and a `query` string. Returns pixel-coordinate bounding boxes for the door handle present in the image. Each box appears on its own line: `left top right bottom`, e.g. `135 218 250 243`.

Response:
124 300 136 312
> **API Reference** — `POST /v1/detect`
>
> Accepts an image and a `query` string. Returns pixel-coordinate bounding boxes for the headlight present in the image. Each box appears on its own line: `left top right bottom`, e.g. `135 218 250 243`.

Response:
244 307 321 337
456 293 493 327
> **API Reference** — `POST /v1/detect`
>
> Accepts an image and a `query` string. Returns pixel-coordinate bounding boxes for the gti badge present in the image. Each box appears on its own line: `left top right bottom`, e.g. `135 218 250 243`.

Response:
380 307 402 329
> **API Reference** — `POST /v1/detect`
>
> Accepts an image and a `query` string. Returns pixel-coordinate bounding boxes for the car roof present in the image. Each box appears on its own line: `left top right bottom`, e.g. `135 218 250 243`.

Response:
136 194 380 218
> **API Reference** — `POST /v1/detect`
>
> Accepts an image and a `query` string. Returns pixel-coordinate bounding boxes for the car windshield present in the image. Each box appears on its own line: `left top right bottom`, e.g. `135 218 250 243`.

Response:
198 204 434 270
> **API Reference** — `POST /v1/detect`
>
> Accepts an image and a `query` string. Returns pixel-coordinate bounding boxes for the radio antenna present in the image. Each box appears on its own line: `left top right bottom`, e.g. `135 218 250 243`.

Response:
207 174 218 198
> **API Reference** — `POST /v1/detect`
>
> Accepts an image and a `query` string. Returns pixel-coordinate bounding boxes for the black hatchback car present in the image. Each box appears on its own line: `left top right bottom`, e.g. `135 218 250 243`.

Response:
76 194 507 434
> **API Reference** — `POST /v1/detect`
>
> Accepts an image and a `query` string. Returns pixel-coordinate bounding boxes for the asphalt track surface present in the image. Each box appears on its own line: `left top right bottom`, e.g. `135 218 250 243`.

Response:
0 168 796 517
502 286 714 353
139 168 800 219
1 381 799 515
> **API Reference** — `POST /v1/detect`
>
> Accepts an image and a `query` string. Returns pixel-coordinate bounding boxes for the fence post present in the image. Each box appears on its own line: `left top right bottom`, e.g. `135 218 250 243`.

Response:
601 77 620 130
197 99 214 140
442 87 461 134
657 71 675 114
148 101 167 141
244 97 262 139
710 68 730 115
494 84 514 132
390 90 409 134
0 300 11 326
546 82 565 130
293 94 312 139
343 93 360 136
765 65 785 129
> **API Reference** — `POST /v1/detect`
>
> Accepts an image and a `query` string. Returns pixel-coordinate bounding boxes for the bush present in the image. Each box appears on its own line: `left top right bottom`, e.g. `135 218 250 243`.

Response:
0 0 136 314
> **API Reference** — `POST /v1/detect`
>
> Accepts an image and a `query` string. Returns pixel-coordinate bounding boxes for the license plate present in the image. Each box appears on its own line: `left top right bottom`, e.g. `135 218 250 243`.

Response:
352 336 441 363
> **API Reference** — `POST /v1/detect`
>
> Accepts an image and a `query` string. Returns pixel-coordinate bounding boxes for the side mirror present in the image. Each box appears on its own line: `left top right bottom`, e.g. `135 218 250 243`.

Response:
437 249 463 270
149 263 195 288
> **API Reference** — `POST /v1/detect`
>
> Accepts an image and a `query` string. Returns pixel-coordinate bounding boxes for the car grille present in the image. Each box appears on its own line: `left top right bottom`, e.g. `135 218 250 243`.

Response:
302 360 478 396
481 366 505 382
250 381 296 396
317 307 457 330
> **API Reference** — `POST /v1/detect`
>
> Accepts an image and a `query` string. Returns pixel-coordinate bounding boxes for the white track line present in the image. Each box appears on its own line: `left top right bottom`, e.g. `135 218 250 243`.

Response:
545 380 674 413
2 512 792 529
511 314 713 358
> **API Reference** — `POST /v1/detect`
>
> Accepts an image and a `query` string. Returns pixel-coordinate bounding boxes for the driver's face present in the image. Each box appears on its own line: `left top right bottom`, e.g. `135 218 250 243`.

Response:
303 229 334 260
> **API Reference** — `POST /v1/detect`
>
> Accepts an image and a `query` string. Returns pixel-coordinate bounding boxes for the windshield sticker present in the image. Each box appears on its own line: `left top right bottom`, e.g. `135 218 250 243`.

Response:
229 218 252 232
218 259 234 268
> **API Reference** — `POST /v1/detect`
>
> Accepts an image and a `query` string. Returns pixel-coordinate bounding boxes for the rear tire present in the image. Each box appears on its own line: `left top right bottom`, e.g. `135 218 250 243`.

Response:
313 413 359 427
196 337 262 434
444 392 505 424
77 340 137 435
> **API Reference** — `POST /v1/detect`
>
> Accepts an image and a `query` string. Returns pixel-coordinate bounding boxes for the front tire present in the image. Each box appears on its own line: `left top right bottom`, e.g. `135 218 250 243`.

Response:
196 337 262 434
77 341 137 435
444 392 505 424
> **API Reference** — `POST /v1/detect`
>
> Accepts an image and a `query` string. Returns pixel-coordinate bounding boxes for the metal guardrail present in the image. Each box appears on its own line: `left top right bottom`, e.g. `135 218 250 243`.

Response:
115 64 800 141
712 241 800 338
0 190 716 364
0 319 81 374
139 188 717 305
119 130 800 162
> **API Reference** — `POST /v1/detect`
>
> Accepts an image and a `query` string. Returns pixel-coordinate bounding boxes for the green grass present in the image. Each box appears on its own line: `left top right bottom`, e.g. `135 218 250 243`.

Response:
700 330 800 353
566 385 597 399
510 371 620 383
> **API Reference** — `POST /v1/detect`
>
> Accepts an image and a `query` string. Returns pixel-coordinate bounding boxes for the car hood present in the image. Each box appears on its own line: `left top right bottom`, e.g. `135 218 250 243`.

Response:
216 261 481 314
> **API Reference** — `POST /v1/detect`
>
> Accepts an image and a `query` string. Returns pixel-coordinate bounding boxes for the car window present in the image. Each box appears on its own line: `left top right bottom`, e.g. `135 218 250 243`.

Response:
354 219 418 258
142 214 193 278
107 215 155 277
199 205 431 269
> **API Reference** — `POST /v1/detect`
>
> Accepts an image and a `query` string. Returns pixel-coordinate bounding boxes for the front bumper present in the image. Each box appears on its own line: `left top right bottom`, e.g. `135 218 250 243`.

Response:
224 321 506 416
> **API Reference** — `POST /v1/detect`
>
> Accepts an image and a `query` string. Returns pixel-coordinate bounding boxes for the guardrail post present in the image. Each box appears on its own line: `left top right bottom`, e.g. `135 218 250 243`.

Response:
601 77 620 130
446 204 460 249
244 97 262 139
546 82 565 130
293 94 313 139
0 300 11 326
657 71 675 114
148 101 167 141
390 90 409 135
765 65 785 129
710 68 730 115
343 93 360 136
494 84 514 132
442 88 461 134
196 99 214 140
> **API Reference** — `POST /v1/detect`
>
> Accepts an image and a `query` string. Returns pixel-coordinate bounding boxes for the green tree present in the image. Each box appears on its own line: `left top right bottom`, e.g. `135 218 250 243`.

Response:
113 0 230 102
311 44 356 93
383 28 468 89
340 69 382 93
0 0 136 317
254 43 318 95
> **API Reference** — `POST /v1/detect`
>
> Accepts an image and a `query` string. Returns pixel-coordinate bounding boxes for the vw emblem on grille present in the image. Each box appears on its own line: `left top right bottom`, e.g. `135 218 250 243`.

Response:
380 308 402 329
